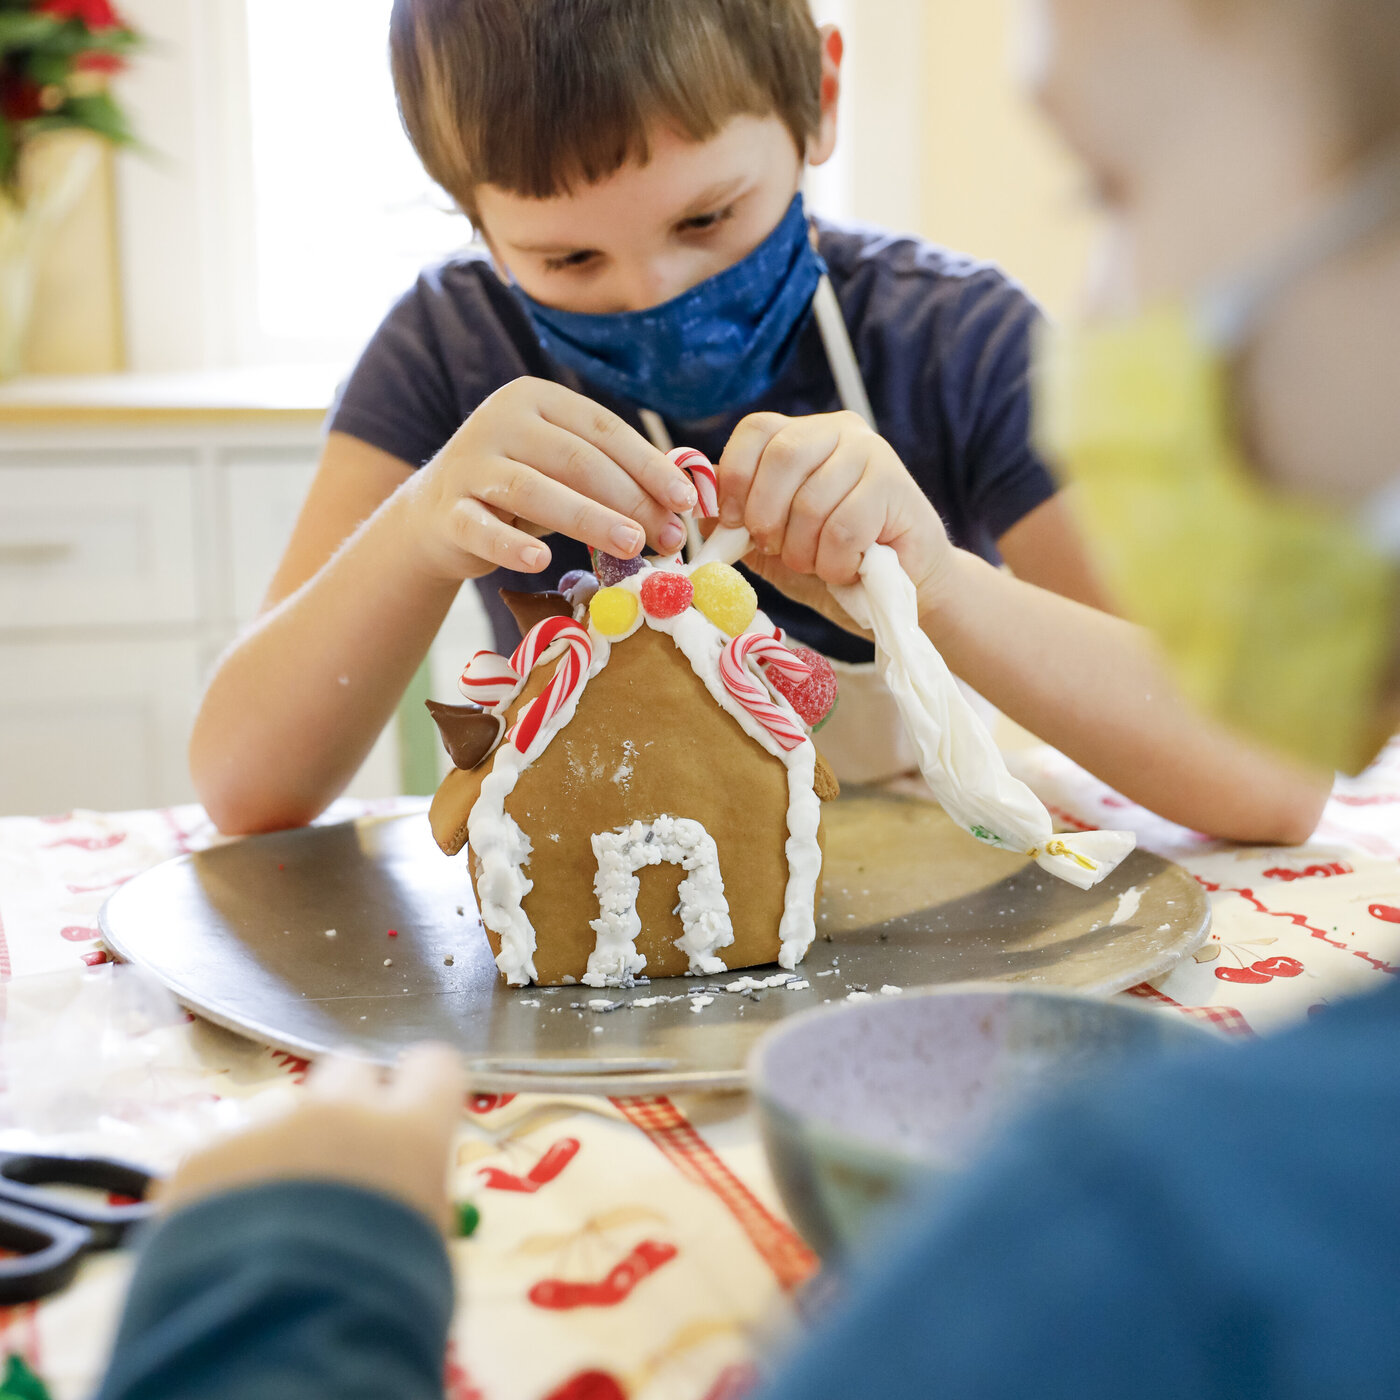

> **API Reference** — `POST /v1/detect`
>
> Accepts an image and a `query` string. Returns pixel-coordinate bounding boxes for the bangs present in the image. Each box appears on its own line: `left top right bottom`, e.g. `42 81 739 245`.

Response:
392 0 823 213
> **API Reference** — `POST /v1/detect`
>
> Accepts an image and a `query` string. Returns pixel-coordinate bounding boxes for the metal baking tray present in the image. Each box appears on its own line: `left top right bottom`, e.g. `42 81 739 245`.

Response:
100 791 1209 1094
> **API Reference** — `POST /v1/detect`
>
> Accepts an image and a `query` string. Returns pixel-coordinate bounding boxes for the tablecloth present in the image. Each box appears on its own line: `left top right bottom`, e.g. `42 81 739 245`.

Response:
2 744 1398 1400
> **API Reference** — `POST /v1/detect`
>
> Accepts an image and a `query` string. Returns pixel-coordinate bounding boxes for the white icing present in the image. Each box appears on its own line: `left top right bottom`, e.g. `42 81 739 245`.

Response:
584 815 734 986
833 544 1134 891
1112 886 1143 924
465 557 825 986
724 972 796 992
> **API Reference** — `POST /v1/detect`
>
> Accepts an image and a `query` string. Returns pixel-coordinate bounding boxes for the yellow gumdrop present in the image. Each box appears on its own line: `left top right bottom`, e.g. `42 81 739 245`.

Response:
589 585 639 636
690 561 758 637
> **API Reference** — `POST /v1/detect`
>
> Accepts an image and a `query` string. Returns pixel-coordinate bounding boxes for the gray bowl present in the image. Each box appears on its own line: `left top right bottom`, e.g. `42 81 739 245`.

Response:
749 985 1215 1259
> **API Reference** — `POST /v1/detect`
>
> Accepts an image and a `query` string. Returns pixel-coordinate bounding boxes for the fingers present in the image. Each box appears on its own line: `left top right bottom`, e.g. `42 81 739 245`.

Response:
715 412 789 527
521 419 687 554
448 497 553 573
306 1052 381 1103
534 382 697 514
389 1043 467 1122
473 462 649 558
813 471 889 585
775 441 865 575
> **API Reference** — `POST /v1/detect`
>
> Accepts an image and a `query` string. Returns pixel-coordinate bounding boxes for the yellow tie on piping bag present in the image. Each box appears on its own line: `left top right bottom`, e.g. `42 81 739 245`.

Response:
695 527 1135 889
1035 308 1400 777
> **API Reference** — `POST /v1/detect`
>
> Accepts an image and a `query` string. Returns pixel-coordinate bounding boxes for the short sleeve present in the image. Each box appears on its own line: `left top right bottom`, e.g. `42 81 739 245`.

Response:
328 255 544 471
329 278 465 470
938 271 1058 544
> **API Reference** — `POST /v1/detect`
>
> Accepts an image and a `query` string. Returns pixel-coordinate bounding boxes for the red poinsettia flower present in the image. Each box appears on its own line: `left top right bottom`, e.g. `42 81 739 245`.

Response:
37 0 125 30
74 51 127 74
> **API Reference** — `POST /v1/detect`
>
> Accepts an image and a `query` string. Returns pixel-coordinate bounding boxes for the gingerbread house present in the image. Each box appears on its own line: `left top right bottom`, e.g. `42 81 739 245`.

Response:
428 549 840 988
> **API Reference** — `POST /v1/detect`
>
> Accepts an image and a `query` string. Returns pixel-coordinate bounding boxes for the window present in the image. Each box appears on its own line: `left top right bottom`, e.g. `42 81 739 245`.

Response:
242 0 467 357
115 0 924 374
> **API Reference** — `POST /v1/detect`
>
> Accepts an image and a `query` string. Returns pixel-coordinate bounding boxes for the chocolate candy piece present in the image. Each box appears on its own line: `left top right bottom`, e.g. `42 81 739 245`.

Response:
425 701 503 770
499 589 574 638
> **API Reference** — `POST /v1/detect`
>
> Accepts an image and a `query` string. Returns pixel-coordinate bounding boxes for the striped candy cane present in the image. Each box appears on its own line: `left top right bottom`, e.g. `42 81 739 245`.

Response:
719 634 812 751
668 446 718 519
509 616 593 754
459 649 520 708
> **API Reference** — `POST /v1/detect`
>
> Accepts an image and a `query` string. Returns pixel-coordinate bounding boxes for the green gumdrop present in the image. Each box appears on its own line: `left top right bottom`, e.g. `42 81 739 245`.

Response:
455 1201 481 1238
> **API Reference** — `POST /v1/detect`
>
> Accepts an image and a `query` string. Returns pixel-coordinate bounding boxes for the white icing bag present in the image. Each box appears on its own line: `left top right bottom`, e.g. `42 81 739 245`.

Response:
695 530 1134 890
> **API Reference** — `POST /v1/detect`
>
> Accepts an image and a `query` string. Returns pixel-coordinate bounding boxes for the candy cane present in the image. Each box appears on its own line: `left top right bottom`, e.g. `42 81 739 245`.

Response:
720 634 811 751
668 446 718 519
459 649 519 708
509 617 593 754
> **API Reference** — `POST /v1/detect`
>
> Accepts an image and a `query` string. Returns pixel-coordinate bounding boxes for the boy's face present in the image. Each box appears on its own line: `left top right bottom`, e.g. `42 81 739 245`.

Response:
476 112 818 315
1024 0 1343 302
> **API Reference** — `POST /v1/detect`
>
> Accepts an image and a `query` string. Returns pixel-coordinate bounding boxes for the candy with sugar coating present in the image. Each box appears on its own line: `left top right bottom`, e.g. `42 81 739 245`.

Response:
690 562 757 637
589 586 639 636
592 550 645 587
766 646 839 726
640 571 694 620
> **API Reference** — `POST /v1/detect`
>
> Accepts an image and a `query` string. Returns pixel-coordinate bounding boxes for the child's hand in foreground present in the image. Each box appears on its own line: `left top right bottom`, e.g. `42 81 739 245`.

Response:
716 411 952 626
403 377 698 581
157 1044 466 1232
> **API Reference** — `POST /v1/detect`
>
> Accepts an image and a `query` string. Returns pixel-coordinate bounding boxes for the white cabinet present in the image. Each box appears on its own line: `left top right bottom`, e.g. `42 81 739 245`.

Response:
0 370 409 817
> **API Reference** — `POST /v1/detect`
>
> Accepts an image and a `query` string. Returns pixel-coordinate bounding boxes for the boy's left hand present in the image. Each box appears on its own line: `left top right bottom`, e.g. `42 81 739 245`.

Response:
716 410 952 617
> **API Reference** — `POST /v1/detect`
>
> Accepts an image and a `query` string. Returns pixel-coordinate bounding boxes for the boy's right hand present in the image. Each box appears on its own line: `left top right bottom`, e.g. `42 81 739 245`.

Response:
156 1044 466 1233
403 378 697 580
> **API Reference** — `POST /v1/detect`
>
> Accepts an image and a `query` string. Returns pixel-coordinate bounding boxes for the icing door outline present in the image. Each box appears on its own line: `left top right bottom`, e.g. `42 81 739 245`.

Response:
585 816 735 986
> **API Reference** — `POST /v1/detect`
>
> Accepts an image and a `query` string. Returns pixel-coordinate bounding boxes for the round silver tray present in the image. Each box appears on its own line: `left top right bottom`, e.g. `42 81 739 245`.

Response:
100 792 1209 1094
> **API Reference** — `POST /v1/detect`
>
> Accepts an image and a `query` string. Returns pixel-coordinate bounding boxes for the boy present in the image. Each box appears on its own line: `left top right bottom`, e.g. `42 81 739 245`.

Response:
98 1 1400 1396
189 0 1323 843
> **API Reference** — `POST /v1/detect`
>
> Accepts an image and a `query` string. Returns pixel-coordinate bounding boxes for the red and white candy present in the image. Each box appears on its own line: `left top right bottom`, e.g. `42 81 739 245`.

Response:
719 634 812 751
459 649 519 707
668 447 718 520
509 616 593 753
459 618 593 755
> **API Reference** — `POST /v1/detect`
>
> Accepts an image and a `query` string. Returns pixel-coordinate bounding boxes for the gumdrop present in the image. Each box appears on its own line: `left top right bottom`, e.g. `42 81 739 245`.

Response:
591 550 646 587
690 561 757 637
640 570 694 620
765 646 838 726
589 586 639 636
558 569 599 606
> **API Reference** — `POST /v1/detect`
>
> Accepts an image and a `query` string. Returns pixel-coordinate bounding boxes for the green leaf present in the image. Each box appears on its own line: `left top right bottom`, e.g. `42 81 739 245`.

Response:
0 14 61 50
50 91 133 144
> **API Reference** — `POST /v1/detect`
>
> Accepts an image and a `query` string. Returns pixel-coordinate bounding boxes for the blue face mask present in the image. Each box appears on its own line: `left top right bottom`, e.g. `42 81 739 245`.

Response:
512 192 826 421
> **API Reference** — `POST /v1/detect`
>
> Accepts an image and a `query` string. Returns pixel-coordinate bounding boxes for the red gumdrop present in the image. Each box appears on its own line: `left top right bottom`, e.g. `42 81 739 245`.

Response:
765 646 838 726
1216 965 1273 984
1251 956 1303 978
640 570 693 619
1369 903 1400 923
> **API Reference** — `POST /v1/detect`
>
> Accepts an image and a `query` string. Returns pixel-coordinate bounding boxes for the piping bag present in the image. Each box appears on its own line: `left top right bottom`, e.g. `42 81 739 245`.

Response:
695 525 1135 890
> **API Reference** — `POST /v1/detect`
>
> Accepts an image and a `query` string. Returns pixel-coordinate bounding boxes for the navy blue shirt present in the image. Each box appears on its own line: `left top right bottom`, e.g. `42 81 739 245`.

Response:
97 978 1400 1400
329 221 1055 661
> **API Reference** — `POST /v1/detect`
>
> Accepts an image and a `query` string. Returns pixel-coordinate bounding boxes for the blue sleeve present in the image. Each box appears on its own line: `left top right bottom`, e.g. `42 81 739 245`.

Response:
328 255 542 472
937 269 1057 545
95 1181 453 1400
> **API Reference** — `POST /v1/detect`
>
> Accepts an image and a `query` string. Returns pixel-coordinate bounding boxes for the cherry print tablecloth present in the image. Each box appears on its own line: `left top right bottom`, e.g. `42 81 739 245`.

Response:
3 745 1399 1400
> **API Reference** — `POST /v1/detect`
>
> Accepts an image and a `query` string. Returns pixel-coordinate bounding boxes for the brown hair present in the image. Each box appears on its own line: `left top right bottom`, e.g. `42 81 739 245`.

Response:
390 0 824 219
